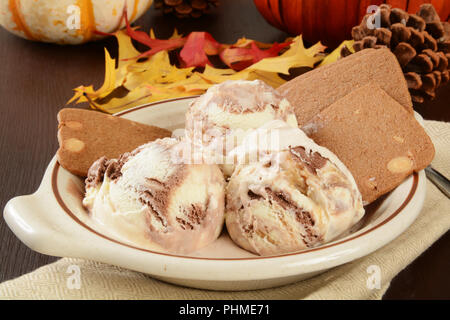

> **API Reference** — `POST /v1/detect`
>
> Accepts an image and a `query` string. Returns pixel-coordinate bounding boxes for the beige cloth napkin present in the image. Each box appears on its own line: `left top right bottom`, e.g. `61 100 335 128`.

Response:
1 120 449 300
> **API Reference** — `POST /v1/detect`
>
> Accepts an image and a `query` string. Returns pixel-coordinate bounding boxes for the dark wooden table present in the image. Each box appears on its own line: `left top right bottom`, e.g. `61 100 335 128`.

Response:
0 0 449 299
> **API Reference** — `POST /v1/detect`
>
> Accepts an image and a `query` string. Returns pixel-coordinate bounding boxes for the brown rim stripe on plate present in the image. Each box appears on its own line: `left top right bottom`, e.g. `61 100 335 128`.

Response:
114 96 198 117
52 100 420 260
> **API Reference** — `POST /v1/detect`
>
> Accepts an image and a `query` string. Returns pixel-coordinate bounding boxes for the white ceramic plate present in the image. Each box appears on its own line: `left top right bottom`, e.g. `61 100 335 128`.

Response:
3 97 426 291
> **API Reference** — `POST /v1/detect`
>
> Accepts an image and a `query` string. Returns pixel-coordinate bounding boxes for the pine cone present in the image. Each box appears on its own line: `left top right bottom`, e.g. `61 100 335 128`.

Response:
342 3 450 103
154 0 219 18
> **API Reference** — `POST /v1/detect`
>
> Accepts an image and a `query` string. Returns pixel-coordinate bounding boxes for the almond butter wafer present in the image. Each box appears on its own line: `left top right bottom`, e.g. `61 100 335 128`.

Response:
57 108 172 177
303 84 434 204
278 48 413 126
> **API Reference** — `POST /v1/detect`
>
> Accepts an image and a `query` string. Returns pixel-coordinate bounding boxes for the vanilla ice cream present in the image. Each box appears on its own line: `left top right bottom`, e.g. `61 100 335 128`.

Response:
83 138 226 254
184 80 298 175
225 121 364 256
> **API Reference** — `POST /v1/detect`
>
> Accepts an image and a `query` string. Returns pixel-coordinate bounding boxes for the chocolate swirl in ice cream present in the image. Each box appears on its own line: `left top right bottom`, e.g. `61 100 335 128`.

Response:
85 146 145 189
184 80 298 176
290 146 327 174
225 121 364 256
82 138 226 254
175 202 208 230
136 168 191 232
264 187 322 247
85 156 109 189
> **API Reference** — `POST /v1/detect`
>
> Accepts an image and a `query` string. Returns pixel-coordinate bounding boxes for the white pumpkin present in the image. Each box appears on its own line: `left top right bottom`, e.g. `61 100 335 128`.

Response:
0 0 153 44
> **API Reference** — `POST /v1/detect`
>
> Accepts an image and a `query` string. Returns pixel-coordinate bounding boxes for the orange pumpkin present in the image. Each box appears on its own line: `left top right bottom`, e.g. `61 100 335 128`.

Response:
0 0 153 44
253 0 450 47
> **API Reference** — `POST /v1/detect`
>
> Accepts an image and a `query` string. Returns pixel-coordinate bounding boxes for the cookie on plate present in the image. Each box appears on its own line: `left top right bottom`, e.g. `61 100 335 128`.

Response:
278 48 413 126
57 108 172 177
302 83 434 204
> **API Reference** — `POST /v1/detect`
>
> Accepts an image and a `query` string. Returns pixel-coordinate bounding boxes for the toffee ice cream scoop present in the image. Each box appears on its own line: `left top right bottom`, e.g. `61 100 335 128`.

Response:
83 138 226 254
225 121 365 256
184 80 298 175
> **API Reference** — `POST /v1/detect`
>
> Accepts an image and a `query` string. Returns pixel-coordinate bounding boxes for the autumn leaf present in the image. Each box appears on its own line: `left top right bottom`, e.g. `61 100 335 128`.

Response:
115 30 141 63
114 30 141 86
95 85 153 113
165 73 213 92
95 49 117 97
123 9 185 60
68 48 116 104
149 28 156 39
248 36 326 75
169 28 183 40
220 41 291 71
179 32 221 67
126 30 185 60
247 70 286 88
318 40 354 67
67 86 91 105
69 9 336 115
199 65 251 83
230 37 277 49
124 51 194 90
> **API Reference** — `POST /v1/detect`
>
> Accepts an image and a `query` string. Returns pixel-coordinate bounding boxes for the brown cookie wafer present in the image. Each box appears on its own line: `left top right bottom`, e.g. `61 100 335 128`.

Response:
57 108 172 177
278 48 413 126
302 83 434 204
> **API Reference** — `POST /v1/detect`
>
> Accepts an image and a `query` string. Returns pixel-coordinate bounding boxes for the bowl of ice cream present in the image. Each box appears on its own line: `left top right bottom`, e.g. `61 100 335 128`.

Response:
3 84 426 290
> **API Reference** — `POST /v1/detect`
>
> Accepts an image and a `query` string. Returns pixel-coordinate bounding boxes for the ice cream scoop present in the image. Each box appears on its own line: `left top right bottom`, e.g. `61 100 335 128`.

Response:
83 138 226 254
184 80 298 175
225 121 364 256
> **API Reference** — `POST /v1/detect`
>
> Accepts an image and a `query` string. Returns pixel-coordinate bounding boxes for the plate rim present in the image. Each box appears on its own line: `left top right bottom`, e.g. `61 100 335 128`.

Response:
115 96 198 117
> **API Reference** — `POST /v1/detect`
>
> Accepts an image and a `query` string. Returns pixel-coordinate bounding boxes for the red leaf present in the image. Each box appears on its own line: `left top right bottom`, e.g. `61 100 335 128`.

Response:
179 32 221 68
220 48 254 70
202 33 221 55
123 6 185 60
220 41 291 71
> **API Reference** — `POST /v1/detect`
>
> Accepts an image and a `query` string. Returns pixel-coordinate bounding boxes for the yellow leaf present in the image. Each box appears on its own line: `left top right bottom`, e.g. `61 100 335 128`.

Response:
149 28 156 39
67 49 116 104
319 40 355 67
115 30 141 63
124 51 194 91
247 70 286 88
67 85 94 104
199 65 251 83
248 36 326 75
169 28 183 40
232 37 275 49
95 85 153 113
114 30 141 86
199 65 285 89
68 29 327 114
165 73 212 92
95 48 117 98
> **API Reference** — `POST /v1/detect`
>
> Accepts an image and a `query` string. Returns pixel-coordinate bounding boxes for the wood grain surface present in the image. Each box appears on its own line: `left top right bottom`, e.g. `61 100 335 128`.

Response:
0 0 448 299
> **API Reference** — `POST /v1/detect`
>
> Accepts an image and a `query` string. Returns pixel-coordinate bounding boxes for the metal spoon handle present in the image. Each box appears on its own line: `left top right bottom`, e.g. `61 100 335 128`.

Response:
425 166 450 199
